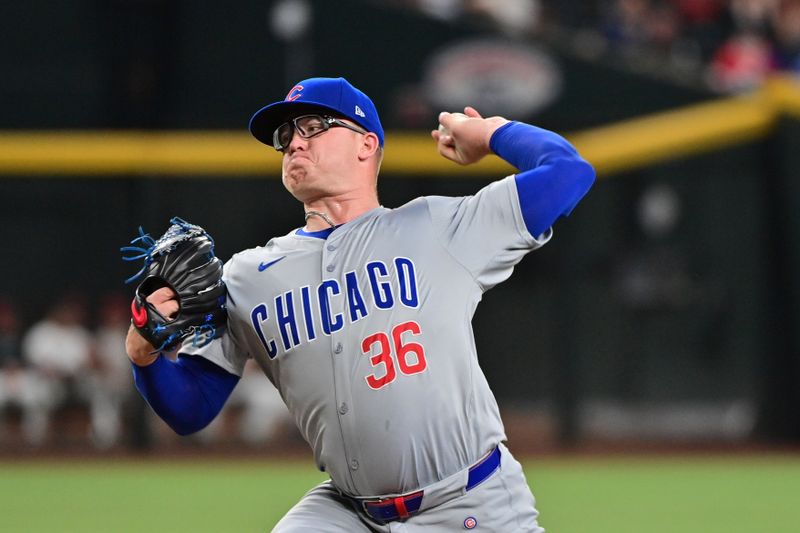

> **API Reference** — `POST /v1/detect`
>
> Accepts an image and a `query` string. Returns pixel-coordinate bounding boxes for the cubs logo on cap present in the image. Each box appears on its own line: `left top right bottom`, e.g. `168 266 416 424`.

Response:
285 85 304 101
249 77 384 147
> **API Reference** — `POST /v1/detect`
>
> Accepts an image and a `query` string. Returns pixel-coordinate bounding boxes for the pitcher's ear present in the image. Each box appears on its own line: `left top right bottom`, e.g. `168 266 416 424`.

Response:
358 132 380 161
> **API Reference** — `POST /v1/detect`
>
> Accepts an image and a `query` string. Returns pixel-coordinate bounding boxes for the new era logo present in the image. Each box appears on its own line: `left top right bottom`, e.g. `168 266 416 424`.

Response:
355 105 365 117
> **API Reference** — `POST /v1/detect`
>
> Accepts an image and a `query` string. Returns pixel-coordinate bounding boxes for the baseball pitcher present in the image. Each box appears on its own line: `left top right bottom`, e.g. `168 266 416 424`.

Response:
125 77 594 532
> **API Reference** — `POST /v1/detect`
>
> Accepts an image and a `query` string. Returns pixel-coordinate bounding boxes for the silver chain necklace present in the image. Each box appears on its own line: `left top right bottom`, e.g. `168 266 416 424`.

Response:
304 210 336 229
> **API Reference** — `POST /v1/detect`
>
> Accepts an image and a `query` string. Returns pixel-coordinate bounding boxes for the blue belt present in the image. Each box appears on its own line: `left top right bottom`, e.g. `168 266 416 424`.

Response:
357 445 501 523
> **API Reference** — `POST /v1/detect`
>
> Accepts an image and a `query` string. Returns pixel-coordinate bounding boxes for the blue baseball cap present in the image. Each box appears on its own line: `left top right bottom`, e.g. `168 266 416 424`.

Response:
249 77 384 147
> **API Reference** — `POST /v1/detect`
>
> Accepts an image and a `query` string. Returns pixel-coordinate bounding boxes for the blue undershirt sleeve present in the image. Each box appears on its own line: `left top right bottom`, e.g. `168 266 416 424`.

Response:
490 121 595 237
132 353 240 436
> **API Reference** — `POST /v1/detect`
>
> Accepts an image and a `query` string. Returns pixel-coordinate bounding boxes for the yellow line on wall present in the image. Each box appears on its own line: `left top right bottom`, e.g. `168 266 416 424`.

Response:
763 75 800 118
0 130 515 177
0 75 798 178
570 94 775 176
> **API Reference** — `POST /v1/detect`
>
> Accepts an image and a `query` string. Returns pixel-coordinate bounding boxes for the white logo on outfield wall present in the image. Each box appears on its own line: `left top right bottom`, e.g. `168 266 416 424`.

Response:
422 39 562 118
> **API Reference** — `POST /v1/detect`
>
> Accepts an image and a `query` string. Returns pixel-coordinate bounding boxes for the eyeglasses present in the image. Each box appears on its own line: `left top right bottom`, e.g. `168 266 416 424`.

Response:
273 114 368 152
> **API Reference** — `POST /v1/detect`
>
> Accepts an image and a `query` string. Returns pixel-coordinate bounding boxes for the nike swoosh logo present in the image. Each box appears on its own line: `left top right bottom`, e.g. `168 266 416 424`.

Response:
258 256 286 272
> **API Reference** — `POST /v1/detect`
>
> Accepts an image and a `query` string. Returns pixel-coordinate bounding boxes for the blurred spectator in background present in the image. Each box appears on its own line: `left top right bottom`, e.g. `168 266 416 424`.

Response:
707 31 774 91
383 0 800 95
706 0 778 91
200 359 292 447
228 360 292 446
0 300 21 371
726 0 780 36
88 293 136 449
772 0 800 72
673 0 727 59
474 0 800 90
21 296 93 446
466 0 542 37
601 0 653 52
0 300 24 412
645 2 682 54
0 299 48 445
394 0 543 36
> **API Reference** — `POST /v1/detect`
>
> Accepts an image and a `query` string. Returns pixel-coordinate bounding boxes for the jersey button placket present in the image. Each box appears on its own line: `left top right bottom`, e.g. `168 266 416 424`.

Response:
324 238 336 273
322 237 360 483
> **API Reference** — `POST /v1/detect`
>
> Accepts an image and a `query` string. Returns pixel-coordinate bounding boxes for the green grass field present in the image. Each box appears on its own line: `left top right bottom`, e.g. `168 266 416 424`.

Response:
1 454 798 532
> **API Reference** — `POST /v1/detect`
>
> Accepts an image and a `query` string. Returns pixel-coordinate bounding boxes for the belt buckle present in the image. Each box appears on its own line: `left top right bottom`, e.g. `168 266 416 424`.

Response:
361 496 389 514
362 491 423 522
361 496 395 523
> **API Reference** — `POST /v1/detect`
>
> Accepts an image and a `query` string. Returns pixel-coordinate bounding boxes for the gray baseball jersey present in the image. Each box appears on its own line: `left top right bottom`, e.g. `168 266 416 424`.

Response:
183 175 550 498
